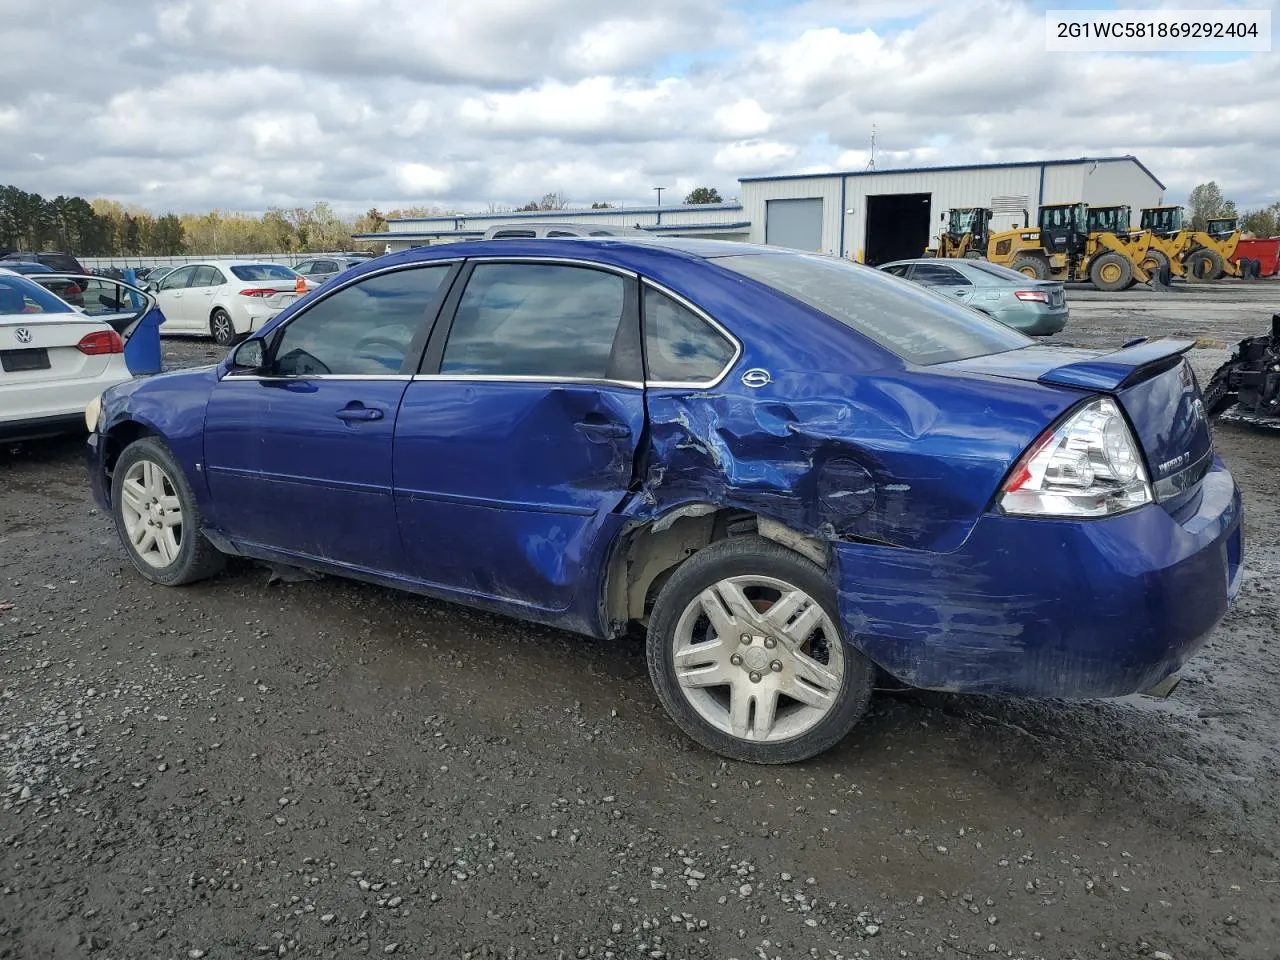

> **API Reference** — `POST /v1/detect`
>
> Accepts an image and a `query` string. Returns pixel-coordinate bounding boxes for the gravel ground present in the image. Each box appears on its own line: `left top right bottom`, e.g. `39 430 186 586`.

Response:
2 283 1278 960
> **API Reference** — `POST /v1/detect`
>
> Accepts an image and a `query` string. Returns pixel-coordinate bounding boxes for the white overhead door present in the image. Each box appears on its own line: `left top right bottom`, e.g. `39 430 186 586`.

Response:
765 198 823 251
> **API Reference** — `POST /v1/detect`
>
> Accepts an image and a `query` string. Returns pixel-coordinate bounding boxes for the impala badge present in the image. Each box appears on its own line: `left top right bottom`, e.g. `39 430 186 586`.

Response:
741 368 772 389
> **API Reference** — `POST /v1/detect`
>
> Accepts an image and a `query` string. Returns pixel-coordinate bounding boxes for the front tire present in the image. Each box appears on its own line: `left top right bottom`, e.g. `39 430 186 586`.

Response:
1185 247 1224 282
111 437 225 586
210 308 237 346
646 535 875 764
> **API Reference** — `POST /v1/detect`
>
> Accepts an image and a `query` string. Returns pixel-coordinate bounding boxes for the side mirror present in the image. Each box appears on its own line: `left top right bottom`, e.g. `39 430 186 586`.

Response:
231 339 265 371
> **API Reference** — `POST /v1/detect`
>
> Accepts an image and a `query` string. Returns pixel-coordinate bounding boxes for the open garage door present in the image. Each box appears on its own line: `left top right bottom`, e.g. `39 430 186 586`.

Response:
864 193 932 265
766 198 823 251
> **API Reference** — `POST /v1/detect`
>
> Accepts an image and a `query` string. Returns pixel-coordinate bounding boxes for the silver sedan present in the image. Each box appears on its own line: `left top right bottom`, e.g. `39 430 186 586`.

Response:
879 258 1068 336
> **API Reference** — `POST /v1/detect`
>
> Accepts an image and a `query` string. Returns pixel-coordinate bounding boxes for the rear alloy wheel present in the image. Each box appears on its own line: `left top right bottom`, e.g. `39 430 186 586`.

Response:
1089 251 1133 292
1185 247 1225 282
1009 255 1049 280
112 437 225 586
647 536 875 764
210 308 236 346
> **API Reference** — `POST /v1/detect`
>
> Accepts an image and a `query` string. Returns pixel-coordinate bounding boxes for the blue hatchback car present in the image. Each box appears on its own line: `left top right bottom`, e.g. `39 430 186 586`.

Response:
86 239 1243 763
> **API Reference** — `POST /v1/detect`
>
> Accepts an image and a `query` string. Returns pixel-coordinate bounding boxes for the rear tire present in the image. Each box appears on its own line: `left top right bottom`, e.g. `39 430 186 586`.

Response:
210 308 237 346
1009 255 1049 280
646 535 876 764
1185 248 1224 282
963 251 984 260
1089 251 1133 292
111 437 225 587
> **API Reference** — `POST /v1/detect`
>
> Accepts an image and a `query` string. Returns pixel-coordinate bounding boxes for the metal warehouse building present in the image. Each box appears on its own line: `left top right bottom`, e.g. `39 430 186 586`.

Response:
363 203 752 252
741 155 1165 264
360 155 1164 265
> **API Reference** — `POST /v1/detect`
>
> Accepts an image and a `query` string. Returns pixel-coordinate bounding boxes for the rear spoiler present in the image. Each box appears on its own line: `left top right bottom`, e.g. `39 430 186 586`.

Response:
1037 337 1195 392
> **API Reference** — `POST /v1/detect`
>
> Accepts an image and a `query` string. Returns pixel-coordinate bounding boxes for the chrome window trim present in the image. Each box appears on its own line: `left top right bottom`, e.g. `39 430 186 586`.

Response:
462 255 639 280
268 258 465 334
640 278 742 390
223 373 413 381
411 374 642 389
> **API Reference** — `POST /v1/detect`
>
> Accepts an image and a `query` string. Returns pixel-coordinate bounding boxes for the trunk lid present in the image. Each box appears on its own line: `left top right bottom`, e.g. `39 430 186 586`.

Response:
943 338 1213 505
0 315 112 383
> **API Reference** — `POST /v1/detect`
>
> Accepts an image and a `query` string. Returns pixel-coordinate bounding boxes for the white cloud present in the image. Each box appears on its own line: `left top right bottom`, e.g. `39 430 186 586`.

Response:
0 0 1274 216
395 163 454 196
713 99 773 138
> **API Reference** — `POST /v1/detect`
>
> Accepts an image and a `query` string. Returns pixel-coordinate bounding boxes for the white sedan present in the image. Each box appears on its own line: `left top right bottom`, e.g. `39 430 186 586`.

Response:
0 270 135 441
152 260 303 346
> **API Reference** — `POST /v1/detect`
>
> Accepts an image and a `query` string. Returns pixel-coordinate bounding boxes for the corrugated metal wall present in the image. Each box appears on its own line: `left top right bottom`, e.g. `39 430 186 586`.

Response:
742 159 1164 258
1081 161 1164 209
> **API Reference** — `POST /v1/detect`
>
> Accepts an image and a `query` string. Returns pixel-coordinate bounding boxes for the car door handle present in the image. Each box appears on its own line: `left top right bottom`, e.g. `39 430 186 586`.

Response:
335 404 384 422
575 420 630 440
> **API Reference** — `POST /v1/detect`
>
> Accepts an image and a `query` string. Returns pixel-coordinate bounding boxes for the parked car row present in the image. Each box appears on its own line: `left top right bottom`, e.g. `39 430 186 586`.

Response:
79 236 1238 764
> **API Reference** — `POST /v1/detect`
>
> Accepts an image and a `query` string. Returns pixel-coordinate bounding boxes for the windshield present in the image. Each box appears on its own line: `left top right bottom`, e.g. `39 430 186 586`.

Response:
230 263 297 282
948 210 977 234
714 253 1030 365
0 274 77 315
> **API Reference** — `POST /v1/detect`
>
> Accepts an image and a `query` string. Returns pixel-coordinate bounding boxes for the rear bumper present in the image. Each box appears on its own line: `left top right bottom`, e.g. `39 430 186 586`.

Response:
991 305 1069 336
833 457 1242 698
0 413 85 442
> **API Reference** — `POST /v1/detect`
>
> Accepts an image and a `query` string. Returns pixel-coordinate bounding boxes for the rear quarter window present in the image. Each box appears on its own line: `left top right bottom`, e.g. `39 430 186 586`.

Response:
715 253 1029 365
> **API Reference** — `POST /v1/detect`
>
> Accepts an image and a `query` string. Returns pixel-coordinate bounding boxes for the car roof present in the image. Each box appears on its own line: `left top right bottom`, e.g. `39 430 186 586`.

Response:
171 259 295 268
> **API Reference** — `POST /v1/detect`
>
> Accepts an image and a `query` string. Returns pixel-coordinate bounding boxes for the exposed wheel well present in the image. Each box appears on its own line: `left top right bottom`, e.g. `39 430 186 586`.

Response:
602 506 829 637
102 420 155 486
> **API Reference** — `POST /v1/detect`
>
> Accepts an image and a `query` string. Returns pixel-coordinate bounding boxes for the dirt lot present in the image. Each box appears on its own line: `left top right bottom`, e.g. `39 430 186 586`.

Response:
2 283 1278 960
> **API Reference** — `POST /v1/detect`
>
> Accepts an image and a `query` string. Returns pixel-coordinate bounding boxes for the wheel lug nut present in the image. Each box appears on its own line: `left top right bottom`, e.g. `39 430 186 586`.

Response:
749 671 762 683
730 654 743 666
764 637 776 648
770 660 783 672
739 634 751 645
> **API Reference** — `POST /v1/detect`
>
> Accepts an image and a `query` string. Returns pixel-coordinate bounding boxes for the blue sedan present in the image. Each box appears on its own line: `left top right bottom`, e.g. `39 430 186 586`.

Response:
85 239 1243 763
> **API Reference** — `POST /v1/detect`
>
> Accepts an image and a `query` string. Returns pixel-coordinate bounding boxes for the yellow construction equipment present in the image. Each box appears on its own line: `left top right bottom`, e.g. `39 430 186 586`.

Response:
925 207 993 259
985 203 1154 291
1138 206 1244 281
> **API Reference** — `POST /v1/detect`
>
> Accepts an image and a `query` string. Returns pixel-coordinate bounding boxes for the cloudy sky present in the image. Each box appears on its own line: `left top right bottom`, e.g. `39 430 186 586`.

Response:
1 0 1276 215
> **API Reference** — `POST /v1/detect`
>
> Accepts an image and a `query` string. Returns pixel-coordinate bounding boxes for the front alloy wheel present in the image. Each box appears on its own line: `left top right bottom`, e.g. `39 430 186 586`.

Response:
111 436 226 586
119 459 184 568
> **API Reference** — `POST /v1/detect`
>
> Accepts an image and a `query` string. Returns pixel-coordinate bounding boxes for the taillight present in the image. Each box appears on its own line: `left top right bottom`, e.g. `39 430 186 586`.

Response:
239 288 271 297
997 398 1151 517
77 330 123 355
1014 289 1050 303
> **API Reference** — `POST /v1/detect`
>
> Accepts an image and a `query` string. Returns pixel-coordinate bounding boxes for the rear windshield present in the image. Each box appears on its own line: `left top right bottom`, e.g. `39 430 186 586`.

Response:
963 260 1050 283
0 274 76 315
230 264 296 282
714 253 1030 365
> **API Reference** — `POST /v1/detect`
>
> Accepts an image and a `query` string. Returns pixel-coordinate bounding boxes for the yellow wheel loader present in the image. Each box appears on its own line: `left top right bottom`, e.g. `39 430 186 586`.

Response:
1139 206 1243 281
986 203 1153 292
925 207 993 259
1187 218 1242 281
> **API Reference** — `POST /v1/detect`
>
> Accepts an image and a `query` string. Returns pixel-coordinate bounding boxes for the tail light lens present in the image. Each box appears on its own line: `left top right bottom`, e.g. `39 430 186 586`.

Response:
77 330 124 355
998 398 1151 517
1013 289 1050 303
239 288 272 297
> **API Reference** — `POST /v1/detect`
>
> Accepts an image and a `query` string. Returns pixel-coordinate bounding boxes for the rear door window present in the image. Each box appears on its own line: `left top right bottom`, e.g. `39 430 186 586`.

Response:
439 263 629 380
909 263 969 286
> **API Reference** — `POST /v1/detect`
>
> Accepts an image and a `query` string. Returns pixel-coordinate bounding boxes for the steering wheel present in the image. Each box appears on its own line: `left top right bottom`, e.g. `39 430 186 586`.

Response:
351 335 406 371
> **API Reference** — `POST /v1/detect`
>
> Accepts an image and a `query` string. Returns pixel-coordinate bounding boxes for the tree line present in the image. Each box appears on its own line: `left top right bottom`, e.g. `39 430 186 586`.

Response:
0 183 730 258
1188 181 1279 236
